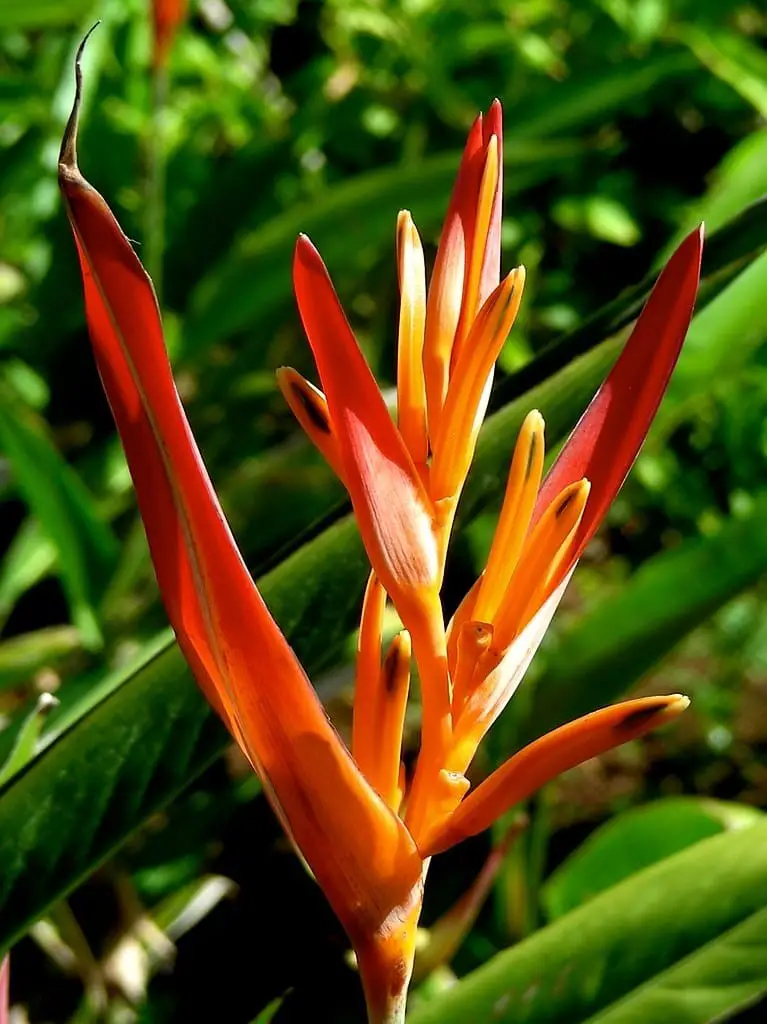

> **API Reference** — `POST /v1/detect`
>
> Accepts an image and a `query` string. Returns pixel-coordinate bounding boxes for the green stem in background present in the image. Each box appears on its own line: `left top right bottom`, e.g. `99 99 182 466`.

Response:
145 63 169 302
524 787 551 936
494 789 551 940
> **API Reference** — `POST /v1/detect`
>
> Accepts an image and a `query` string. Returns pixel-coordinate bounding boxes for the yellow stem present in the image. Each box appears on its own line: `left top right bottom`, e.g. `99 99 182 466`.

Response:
355 883 424 1024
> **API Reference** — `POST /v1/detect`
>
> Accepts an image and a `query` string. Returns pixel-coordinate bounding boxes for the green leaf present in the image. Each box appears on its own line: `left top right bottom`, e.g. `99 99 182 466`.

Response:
0 385 118 648
0 520 56 629
249 995 286 1024
678 25 767 118
489 195 767 420
0 693 58 787
511 51 696 140
681 131 767 240
152 874 237 942
409 822 767 1024
584 907 767 1023
0 0 94 29
0 514 368 955
542 797 764 921
0 626 81 692
552 196 641 247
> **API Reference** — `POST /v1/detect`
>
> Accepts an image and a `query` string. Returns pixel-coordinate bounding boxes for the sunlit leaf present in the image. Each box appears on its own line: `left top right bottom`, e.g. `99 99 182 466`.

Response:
410 823 767 1023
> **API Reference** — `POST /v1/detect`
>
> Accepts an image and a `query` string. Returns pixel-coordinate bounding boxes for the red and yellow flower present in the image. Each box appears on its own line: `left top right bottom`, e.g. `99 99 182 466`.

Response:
60 40 702 1022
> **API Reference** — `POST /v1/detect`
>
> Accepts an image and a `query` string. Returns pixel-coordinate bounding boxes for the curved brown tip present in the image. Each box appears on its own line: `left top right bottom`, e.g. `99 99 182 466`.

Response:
58 22 100 173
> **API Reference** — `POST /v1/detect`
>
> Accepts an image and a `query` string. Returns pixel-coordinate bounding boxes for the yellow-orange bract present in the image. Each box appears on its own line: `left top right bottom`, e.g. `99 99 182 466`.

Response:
60 38 701 1021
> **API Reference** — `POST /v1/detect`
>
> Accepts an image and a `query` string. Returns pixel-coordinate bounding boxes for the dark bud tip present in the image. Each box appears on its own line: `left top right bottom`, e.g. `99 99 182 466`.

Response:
292 382 330 435
59 22 100 173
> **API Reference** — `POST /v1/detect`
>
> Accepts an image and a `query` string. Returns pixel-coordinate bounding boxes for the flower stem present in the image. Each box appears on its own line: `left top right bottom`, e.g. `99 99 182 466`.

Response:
366 988 408 1024
355 888 423 1024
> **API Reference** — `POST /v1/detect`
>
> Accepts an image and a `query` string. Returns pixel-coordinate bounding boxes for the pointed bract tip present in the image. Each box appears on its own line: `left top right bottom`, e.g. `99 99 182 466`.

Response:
294 233 324 271
485 98 503 138
59 22 100 172
526 408 544 432
275 365 295 386
616 693 689 734
679 222 705 262
667 693 690 714
76 20 101 64
390 629 412 662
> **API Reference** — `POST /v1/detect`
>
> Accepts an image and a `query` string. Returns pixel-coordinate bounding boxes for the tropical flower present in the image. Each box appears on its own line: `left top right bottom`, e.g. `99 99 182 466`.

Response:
60 33 701 1022
288 100 702 861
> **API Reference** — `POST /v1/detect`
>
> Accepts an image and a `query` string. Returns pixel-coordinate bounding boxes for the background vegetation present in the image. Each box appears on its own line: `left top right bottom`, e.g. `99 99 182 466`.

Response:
1 0 767 1020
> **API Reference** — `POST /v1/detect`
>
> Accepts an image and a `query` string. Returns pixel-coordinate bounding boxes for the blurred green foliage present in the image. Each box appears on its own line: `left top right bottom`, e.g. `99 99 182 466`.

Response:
1 0 767 1021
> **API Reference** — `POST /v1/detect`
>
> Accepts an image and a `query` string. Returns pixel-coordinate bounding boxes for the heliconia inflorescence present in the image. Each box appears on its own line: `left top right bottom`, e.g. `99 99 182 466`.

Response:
60 35 702 1023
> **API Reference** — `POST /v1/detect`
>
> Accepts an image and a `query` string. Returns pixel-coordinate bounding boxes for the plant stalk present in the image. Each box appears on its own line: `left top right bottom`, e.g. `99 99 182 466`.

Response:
355 886 423 1024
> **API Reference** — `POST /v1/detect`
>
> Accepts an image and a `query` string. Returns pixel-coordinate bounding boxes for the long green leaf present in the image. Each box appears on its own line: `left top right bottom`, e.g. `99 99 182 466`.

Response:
542 798 764 921
660 246 767 430
585 907 767 1023
409 822 767 1024
677 130 767 242
511 51 696 140
0 0 93 29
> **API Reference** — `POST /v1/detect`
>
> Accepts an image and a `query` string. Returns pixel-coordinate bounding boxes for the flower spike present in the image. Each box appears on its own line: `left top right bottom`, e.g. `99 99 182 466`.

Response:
353 571 387 777
473 409 545 624
59 40 421 972
65 64 699 1020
